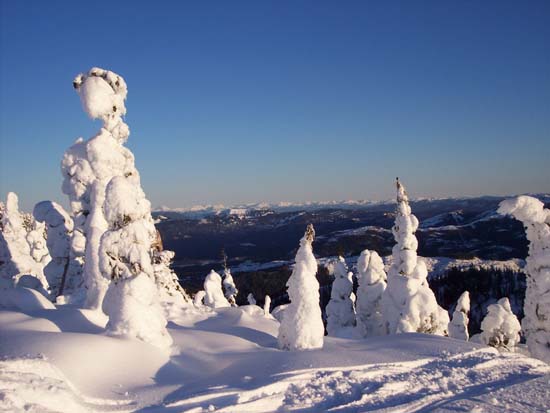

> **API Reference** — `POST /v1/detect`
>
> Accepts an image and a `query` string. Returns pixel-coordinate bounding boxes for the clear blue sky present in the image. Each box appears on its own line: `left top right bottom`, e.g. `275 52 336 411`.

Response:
1 1 549 211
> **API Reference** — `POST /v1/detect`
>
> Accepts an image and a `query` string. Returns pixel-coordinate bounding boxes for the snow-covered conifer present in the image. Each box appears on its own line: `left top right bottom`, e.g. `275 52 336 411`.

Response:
382 179 449 335
63 67 134 309
153 249 190 303
203 270 230 308
448 291 470 341
498 196 550 362
278 224 324 351
100 175 172 349
223 269 238 306
33 201 75 298
480 297 521 351
355 249 387 337
264 295 271 316
326 256 356 336
0 193 48 288
247 293 256 306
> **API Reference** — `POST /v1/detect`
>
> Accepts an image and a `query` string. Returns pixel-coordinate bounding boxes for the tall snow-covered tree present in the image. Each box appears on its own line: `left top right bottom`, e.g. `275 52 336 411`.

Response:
67 67 185 310
203 270 230 308
33 201 75 298
448 291 470 341
382 179 449 335
100 175 172 349
326 256 356 336
0 192 48 289
64 67 134 309
498 196 550 362
278 224 324 351
479 297 521 351
355 249 387 337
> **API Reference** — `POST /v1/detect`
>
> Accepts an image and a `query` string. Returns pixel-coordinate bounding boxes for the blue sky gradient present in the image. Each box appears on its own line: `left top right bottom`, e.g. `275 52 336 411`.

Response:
1 1 549 211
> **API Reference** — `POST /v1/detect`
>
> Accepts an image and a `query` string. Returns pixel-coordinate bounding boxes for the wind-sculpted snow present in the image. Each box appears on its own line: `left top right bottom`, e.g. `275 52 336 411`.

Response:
1 303 549 412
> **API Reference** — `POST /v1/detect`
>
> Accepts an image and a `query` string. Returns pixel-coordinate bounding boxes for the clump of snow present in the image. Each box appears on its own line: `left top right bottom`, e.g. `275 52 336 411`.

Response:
382 179 449 335
278 224 324 350
449 291 470 341
355 249 387 337
264 295 271 316
194 291 206 307
100 176 172 350
222 268 238 306
479 297 521 351
203 270 231 308
326 256 356 337
498 196 550 363
247 293 256 306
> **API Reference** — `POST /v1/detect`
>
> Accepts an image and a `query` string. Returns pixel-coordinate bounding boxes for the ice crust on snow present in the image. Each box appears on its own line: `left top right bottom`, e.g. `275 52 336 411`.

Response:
498 196 550 363
278 224 324 350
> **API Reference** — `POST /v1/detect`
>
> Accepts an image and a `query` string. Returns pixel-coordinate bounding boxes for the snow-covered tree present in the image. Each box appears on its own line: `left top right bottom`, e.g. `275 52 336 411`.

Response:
449 291 470 341
222 269 238 306
26 220 50 269
33 201 75 298
203 270 230 308
64 67 134 309
326 256 356 336
100 175 172 349
67 67 184 310
278 224 324 351
153 249 190 304
479 297 521 351
355 249 387 337
264 295 271 316
382 179 449 335
498 196 550 362
0 192 48 289
247 293 256 306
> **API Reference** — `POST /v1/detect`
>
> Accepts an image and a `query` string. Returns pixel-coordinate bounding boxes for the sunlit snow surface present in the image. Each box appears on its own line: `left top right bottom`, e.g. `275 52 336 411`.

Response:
1 296 549 412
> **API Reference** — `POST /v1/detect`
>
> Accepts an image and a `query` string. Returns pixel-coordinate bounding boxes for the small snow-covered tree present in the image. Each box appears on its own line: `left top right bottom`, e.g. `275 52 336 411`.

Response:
355 249 387 337
382 179 449 335
326 256 356 336
222 269 238 306
498 196 550 362
100 175 172 349
33 201 75 298
153 249 190 304
449 291 470 341
480 297 521 351
194 290 206 307
247 293 256 305
203 270 230 308
278 224 324 351
26 220 50 269
0 192 48 289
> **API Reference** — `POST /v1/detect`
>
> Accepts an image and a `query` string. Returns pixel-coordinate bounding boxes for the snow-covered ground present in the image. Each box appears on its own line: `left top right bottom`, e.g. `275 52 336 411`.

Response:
1 293 549 413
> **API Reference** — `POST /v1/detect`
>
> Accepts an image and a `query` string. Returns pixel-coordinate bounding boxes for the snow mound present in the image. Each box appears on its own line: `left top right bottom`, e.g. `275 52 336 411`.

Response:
0 287 55 312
